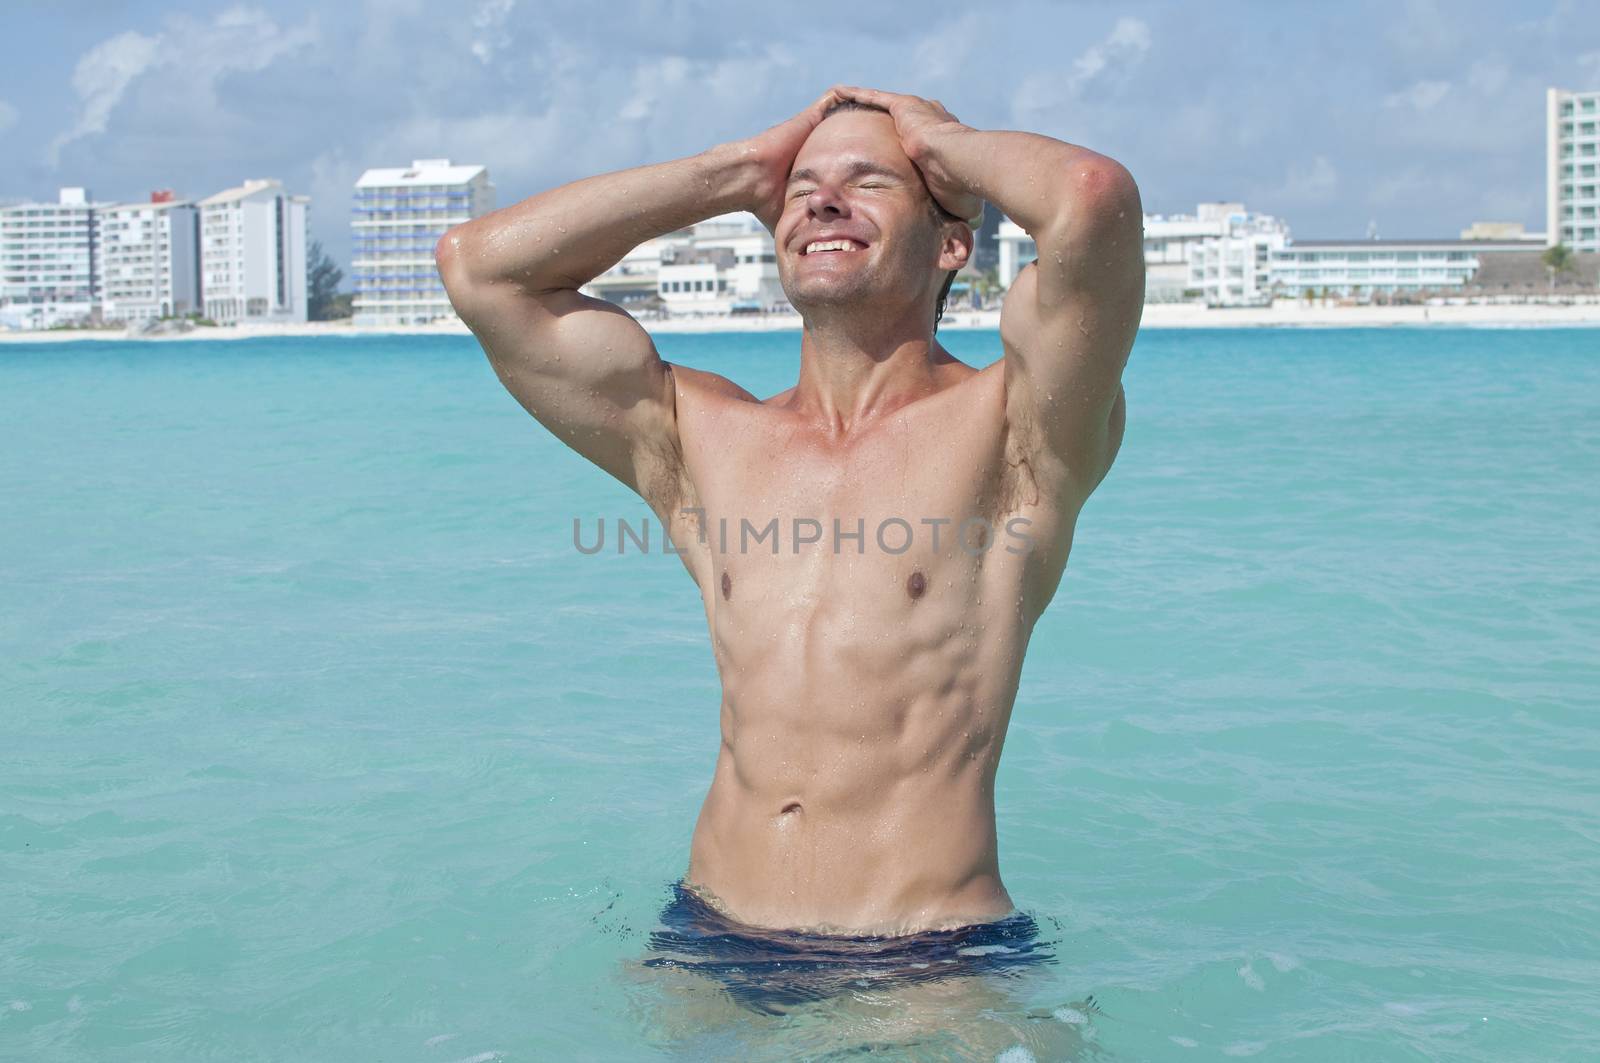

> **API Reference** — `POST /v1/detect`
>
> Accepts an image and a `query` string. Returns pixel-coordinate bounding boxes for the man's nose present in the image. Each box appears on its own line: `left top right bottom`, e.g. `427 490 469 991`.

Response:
807 184 849 218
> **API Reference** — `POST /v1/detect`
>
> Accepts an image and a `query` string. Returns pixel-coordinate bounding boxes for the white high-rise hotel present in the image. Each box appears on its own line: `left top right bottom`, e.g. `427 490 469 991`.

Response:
100 194 201 324
351 159 494 326
1549 87 1600 252
199 178 310 325
0 188 102 329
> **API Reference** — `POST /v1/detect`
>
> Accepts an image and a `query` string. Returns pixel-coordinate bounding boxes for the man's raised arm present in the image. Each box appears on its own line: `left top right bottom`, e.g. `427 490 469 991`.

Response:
832 86 1144 499
434 90 843 513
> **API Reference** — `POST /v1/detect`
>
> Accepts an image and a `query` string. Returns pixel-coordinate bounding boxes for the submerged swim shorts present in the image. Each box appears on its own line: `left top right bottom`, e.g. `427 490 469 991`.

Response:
642 880 1056 1015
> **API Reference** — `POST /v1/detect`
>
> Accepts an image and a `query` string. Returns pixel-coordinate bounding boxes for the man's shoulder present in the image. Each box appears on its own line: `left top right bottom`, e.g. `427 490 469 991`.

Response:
668 362 763 405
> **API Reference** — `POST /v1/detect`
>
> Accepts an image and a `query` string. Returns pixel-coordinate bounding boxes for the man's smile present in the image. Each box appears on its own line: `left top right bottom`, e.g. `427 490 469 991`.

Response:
802 238 868 255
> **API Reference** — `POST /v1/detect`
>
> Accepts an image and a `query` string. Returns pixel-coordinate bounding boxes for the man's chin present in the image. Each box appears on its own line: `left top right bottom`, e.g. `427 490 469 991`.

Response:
784 275 876 310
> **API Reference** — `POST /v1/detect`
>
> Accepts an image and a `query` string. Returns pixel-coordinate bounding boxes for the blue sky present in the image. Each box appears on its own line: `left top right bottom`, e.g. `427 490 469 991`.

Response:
3 0 1598 272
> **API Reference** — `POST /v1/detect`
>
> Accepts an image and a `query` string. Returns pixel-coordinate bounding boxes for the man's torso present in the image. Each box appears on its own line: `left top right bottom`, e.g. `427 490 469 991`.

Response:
653 354 1090 934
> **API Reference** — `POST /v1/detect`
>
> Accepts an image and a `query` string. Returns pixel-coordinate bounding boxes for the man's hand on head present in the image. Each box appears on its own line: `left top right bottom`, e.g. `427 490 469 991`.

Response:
828 85 985 230
733 88 847 233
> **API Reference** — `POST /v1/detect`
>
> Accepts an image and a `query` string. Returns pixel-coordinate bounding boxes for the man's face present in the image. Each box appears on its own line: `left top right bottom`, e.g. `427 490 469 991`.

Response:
774 110 950 317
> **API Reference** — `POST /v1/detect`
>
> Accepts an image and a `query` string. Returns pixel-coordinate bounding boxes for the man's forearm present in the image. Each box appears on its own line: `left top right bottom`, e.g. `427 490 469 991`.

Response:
916 129 1135 242
439 142 759 293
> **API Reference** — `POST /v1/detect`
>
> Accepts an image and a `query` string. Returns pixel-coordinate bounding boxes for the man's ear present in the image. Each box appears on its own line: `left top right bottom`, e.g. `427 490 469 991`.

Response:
938 222 974 272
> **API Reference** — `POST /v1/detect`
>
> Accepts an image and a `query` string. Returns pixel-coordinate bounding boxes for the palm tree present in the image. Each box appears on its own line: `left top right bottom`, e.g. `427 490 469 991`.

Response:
1542 244 1575 292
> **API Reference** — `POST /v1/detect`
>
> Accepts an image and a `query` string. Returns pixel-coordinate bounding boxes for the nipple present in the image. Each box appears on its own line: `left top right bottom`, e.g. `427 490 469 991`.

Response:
721 571 732 600
907 570 927 600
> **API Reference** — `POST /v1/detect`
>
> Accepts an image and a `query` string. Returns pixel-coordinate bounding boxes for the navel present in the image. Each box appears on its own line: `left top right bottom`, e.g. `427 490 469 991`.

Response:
721 570 732 600
907 570 927 600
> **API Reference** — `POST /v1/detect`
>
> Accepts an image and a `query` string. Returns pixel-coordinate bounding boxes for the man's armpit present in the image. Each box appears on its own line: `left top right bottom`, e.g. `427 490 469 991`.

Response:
634 428 690 521
631 363 692 521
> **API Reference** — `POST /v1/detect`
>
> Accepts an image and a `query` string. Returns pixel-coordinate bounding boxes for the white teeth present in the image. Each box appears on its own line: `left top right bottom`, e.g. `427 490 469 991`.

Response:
804 239 860 255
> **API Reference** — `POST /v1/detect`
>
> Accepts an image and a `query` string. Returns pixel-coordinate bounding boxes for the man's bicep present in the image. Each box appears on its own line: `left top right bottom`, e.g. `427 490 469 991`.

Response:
461 285 679 499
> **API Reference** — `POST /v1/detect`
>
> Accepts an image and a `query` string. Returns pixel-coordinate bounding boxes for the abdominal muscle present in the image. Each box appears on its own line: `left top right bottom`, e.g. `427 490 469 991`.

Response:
669 427 1058 935
683 611 1029 936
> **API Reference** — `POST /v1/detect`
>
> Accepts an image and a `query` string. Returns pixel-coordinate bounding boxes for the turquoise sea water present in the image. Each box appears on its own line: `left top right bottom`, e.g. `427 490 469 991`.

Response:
3 327 1598 1061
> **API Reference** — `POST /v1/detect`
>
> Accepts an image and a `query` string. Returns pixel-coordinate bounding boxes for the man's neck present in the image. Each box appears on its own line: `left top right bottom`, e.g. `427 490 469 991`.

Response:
791 306 947 435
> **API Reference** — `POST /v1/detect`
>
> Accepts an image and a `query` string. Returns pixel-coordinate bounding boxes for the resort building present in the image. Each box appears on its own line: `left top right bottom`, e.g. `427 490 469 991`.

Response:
1146 203 1287 303
582 233 688 310
199 179 310 325
0 187 103 330
351 158 494 326
657 246 733 314
1460 221 1536 241
1183 207 1289 307
997 202 1289 305
1548 87 1600 252
581 213 790 317
994 219 1034 291
662 213 787 315
1269 236 1545 300
99 192 201 325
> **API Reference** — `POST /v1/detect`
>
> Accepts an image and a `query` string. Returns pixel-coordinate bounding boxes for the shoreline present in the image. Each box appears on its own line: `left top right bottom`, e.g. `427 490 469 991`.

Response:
5 300 1600 343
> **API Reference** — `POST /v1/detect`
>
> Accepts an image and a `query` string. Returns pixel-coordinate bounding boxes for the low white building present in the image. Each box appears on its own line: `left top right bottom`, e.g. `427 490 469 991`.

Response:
1549 87 1600 252
996 202 1289 304
0 187 103 330
682 213 786 312
1186 210 1289 306
1269 236 1545 299
199 178 310 325
99 194 201 324
352 158 494 326
994 219 1036 291
582 234 686 310
1460 221 1537 241
1144 204 1248 301
581 213 789 317
658 248 732 314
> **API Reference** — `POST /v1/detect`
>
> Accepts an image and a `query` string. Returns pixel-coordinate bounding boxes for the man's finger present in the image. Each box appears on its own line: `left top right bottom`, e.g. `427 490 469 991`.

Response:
832 84 895 108
798 88 839 124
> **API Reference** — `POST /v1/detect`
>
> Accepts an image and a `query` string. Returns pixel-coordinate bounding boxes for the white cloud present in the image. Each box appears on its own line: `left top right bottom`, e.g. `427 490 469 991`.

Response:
1069 17 1151 94
1467 60 1508 96
618 56 693 122
47 30 160 163
470 0 516 65
1382 79 1450 111
1274 155 1339 205
1579 51 1600 89
1369 165 1434 207
1011 16 1151 117
910 11 986 86
613 47 802 132
1383 0 1467 62
0 100 18 134
47 7 317 165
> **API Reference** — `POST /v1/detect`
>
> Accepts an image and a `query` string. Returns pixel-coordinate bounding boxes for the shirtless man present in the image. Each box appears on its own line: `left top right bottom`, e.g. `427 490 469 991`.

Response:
436 86 1142 939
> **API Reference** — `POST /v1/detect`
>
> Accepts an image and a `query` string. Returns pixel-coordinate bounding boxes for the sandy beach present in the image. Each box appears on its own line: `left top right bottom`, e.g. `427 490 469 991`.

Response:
5 298 1600 344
